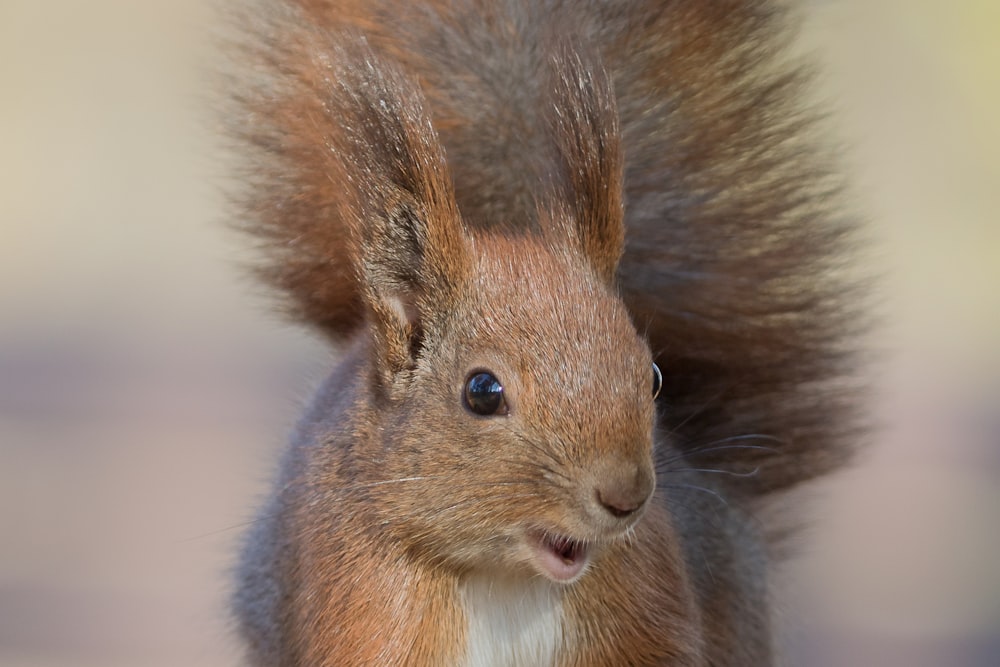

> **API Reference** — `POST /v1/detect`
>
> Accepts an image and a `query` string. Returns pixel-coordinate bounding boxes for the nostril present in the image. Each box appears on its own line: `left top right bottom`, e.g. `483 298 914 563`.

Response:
593 461 655 521
596 488 644 518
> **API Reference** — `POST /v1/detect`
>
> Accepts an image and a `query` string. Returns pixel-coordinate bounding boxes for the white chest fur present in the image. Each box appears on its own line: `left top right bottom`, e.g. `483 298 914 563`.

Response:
459 574 564 667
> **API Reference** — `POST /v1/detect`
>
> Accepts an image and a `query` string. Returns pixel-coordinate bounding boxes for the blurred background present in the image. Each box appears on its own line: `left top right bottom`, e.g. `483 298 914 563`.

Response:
1 0 997 665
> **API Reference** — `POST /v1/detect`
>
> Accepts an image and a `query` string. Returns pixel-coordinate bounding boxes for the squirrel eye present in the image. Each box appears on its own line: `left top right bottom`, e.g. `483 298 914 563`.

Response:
464 371 506 416
651 362 663 400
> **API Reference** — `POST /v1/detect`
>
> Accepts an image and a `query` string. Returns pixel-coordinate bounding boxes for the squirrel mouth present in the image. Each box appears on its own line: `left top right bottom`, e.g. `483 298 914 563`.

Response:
527 530 591 583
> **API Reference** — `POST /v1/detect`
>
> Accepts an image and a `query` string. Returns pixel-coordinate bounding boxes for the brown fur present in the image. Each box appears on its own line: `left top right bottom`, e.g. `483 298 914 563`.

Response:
225 1 865 664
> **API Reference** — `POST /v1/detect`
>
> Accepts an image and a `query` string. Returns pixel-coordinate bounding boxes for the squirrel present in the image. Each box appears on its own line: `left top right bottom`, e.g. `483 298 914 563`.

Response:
226 0 865 664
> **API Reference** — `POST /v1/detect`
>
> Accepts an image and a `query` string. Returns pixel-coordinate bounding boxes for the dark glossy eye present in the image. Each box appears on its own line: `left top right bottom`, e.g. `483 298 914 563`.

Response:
651 362 662 400
464 371 506 416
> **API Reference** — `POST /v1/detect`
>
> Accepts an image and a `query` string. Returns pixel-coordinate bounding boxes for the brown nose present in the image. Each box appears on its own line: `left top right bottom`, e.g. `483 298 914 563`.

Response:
595 466 654 519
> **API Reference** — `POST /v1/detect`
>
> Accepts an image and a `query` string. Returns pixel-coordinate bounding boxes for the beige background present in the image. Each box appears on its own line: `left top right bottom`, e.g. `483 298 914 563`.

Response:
1 1 997 665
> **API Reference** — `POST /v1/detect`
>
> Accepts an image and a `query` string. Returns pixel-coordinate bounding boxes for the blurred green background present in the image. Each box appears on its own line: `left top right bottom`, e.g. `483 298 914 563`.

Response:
1 1 997 665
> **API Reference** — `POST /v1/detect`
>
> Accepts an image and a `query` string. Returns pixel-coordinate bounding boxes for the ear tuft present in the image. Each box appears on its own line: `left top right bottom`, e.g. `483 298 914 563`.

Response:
547 45 625 284
326 41 468 380
227 13 467 352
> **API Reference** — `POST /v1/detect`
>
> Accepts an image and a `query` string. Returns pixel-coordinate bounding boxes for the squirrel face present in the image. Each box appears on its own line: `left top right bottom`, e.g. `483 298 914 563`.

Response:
359 233 658 584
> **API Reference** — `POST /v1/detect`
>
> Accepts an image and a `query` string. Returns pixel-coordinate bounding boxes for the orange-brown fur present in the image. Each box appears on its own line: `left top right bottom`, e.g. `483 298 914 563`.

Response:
226 1 864 664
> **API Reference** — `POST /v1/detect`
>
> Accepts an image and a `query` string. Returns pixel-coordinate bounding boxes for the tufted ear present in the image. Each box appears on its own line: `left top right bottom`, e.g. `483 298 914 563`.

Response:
329 41 469 385
547 45 625 285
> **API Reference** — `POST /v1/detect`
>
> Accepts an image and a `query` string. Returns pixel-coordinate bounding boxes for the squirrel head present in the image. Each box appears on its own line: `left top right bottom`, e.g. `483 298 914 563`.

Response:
319 41 660 583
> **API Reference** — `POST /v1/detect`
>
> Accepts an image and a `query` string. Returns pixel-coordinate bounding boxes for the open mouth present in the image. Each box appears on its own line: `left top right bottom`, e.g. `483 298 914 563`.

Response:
527 530 591 583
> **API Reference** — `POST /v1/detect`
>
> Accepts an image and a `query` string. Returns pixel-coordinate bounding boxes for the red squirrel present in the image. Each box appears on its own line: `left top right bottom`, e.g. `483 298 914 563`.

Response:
226 1 864 664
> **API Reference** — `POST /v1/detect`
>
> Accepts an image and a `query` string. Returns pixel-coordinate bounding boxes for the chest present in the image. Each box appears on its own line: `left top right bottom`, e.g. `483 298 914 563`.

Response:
459 575 565 667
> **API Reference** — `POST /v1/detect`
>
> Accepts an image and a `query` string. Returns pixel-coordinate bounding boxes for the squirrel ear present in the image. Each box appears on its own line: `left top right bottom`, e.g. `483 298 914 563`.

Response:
331 42 469 382
547 45 625 284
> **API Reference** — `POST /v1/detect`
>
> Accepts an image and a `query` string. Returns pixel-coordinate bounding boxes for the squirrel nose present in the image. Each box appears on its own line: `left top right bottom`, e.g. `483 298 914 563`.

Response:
595 466 654 519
